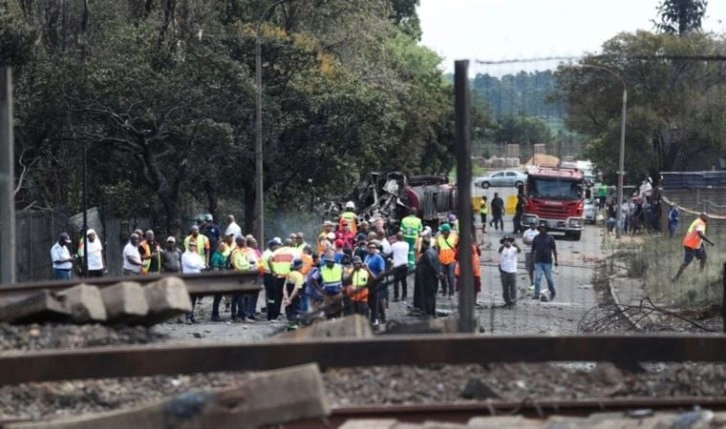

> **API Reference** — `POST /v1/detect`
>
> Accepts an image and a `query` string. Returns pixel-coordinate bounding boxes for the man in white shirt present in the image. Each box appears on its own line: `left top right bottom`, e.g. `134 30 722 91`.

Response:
224 215 242 240
521 221 539 289
83 229 105 277
498 235 521 308
50 232 75 280
390 232 410 301
122 233 143 275
182 241 207 324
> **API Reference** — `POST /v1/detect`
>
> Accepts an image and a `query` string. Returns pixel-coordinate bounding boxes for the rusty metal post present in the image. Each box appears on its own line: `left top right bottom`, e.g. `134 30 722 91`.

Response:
0 68 16 285
455 60 474 333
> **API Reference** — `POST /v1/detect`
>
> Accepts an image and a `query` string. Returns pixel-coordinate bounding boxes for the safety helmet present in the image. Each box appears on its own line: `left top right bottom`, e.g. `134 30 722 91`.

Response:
345 201 355 210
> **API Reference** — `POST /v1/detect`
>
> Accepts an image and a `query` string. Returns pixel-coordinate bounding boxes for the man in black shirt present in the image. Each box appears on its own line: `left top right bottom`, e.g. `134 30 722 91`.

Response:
490 192 504 231
531 224 558 301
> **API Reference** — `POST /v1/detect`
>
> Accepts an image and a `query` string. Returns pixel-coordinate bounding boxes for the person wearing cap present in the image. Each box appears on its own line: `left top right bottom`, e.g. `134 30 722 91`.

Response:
320 253 345 317
339 201 359 234
79 229 105 277
50 232 75 280
448 214 459 234
139 230 161 275
435 223 458 299
201 214 221 257
318 221 336 251
401 207 423 271
122 233 144 276
355 221 370 244
531 224 558 301
498 235 521 308
414 235 442 317
282 259 305 330
161 236 182 273
673 212 714 281
343 256 371 316
184 225 210 267
521 222 539 289
365 240 387 325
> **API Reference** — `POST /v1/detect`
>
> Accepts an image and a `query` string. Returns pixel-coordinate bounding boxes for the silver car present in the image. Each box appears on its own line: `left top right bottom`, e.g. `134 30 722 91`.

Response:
476 170 527 189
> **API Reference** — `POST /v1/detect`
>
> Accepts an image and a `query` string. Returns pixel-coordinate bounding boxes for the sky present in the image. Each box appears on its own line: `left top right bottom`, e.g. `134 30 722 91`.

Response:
419 0 726 74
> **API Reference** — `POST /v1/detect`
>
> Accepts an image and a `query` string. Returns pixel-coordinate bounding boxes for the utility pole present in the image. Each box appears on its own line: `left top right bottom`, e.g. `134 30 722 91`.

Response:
0 68 16 285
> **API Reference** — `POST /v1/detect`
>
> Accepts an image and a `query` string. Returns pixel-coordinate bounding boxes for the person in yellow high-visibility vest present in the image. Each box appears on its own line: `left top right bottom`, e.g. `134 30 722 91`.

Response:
673 212 715 281
400 207 423 270
339 201 359 234
184 225 210 267
479 196 489 234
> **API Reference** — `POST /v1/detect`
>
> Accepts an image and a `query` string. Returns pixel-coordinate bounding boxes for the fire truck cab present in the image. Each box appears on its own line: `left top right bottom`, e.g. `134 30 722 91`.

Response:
521 165 585 241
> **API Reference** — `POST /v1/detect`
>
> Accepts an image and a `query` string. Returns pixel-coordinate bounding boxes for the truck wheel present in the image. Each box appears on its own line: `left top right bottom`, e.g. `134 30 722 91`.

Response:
481 181 490 189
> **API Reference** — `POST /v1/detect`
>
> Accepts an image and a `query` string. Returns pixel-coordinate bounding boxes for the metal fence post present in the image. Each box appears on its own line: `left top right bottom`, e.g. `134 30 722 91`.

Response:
455 60 474 333
0 68 16 285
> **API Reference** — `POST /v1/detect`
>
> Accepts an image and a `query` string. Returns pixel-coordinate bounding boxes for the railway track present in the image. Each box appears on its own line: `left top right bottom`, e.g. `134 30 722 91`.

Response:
2 398 723 428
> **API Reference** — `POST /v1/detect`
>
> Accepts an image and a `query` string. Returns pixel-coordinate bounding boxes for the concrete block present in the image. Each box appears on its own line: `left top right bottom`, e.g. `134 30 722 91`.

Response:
0 291 70 324
100 282 149 324
274 315 373 340
6 363 330 429
57 284 107 323
142 277 192 326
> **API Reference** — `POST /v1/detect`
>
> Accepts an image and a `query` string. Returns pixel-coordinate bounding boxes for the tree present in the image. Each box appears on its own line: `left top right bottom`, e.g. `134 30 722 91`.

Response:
553 31 726 183
493 116 553 145
654 0 708 36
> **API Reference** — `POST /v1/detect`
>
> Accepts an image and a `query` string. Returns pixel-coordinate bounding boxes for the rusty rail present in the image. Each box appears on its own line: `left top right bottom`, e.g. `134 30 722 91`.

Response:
1 334 726 385
0 271 261 301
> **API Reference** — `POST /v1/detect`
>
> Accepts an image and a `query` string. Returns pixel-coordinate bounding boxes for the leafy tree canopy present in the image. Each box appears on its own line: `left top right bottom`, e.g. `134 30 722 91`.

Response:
654 0 708 36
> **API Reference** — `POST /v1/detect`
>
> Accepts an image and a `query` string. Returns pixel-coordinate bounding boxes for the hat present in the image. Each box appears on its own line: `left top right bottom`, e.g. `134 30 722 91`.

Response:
167 236 176 242
86 228 96 237
226 231 235 237
268 237 282 246
334 239 344 248
448 214 457 222
352 256 363 264
292 259 303 269
59 232 71 244
326 232 336 240
204 214 213 221
324 254 336 263
323 220 335 227
439 223 451 233
500 235 515 244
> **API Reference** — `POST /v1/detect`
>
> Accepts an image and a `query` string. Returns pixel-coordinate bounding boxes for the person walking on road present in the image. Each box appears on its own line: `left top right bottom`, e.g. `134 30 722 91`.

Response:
490 193 504 231
673 212 714 281
531 224 558 301
521 221 539 289
50 232 75 280
498 235 520 308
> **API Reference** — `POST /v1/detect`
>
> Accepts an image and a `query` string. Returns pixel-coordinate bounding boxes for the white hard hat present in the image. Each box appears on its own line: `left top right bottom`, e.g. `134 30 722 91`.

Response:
345 201 355 209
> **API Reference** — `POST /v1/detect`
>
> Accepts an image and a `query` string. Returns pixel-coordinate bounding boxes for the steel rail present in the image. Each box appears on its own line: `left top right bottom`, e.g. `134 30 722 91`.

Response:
1 334 726 385
0 271 261 301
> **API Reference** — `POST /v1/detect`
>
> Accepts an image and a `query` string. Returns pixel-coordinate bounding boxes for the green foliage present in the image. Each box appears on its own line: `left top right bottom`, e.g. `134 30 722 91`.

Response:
5 0 453 236
654 0 708 36
493 116 553 145
553 31 726 183
471 71 563 121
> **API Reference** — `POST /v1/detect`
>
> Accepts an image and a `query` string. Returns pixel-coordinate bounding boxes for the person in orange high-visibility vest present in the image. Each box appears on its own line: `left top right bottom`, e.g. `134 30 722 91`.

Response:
673 212 715 281
455 239 482 305
434 223 458 298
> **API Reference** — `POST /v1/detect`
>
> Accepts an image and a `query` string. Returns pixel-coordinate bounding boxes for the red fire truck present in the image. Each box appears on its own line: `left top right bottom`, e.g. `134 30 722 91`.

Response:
520 165 586 241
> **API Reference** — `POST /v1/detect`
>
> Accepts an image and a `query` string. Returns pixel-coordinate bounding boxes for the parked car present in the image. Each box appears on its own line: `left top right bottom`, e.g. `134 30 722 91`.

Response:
584 199 597 224
475 170 527 189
